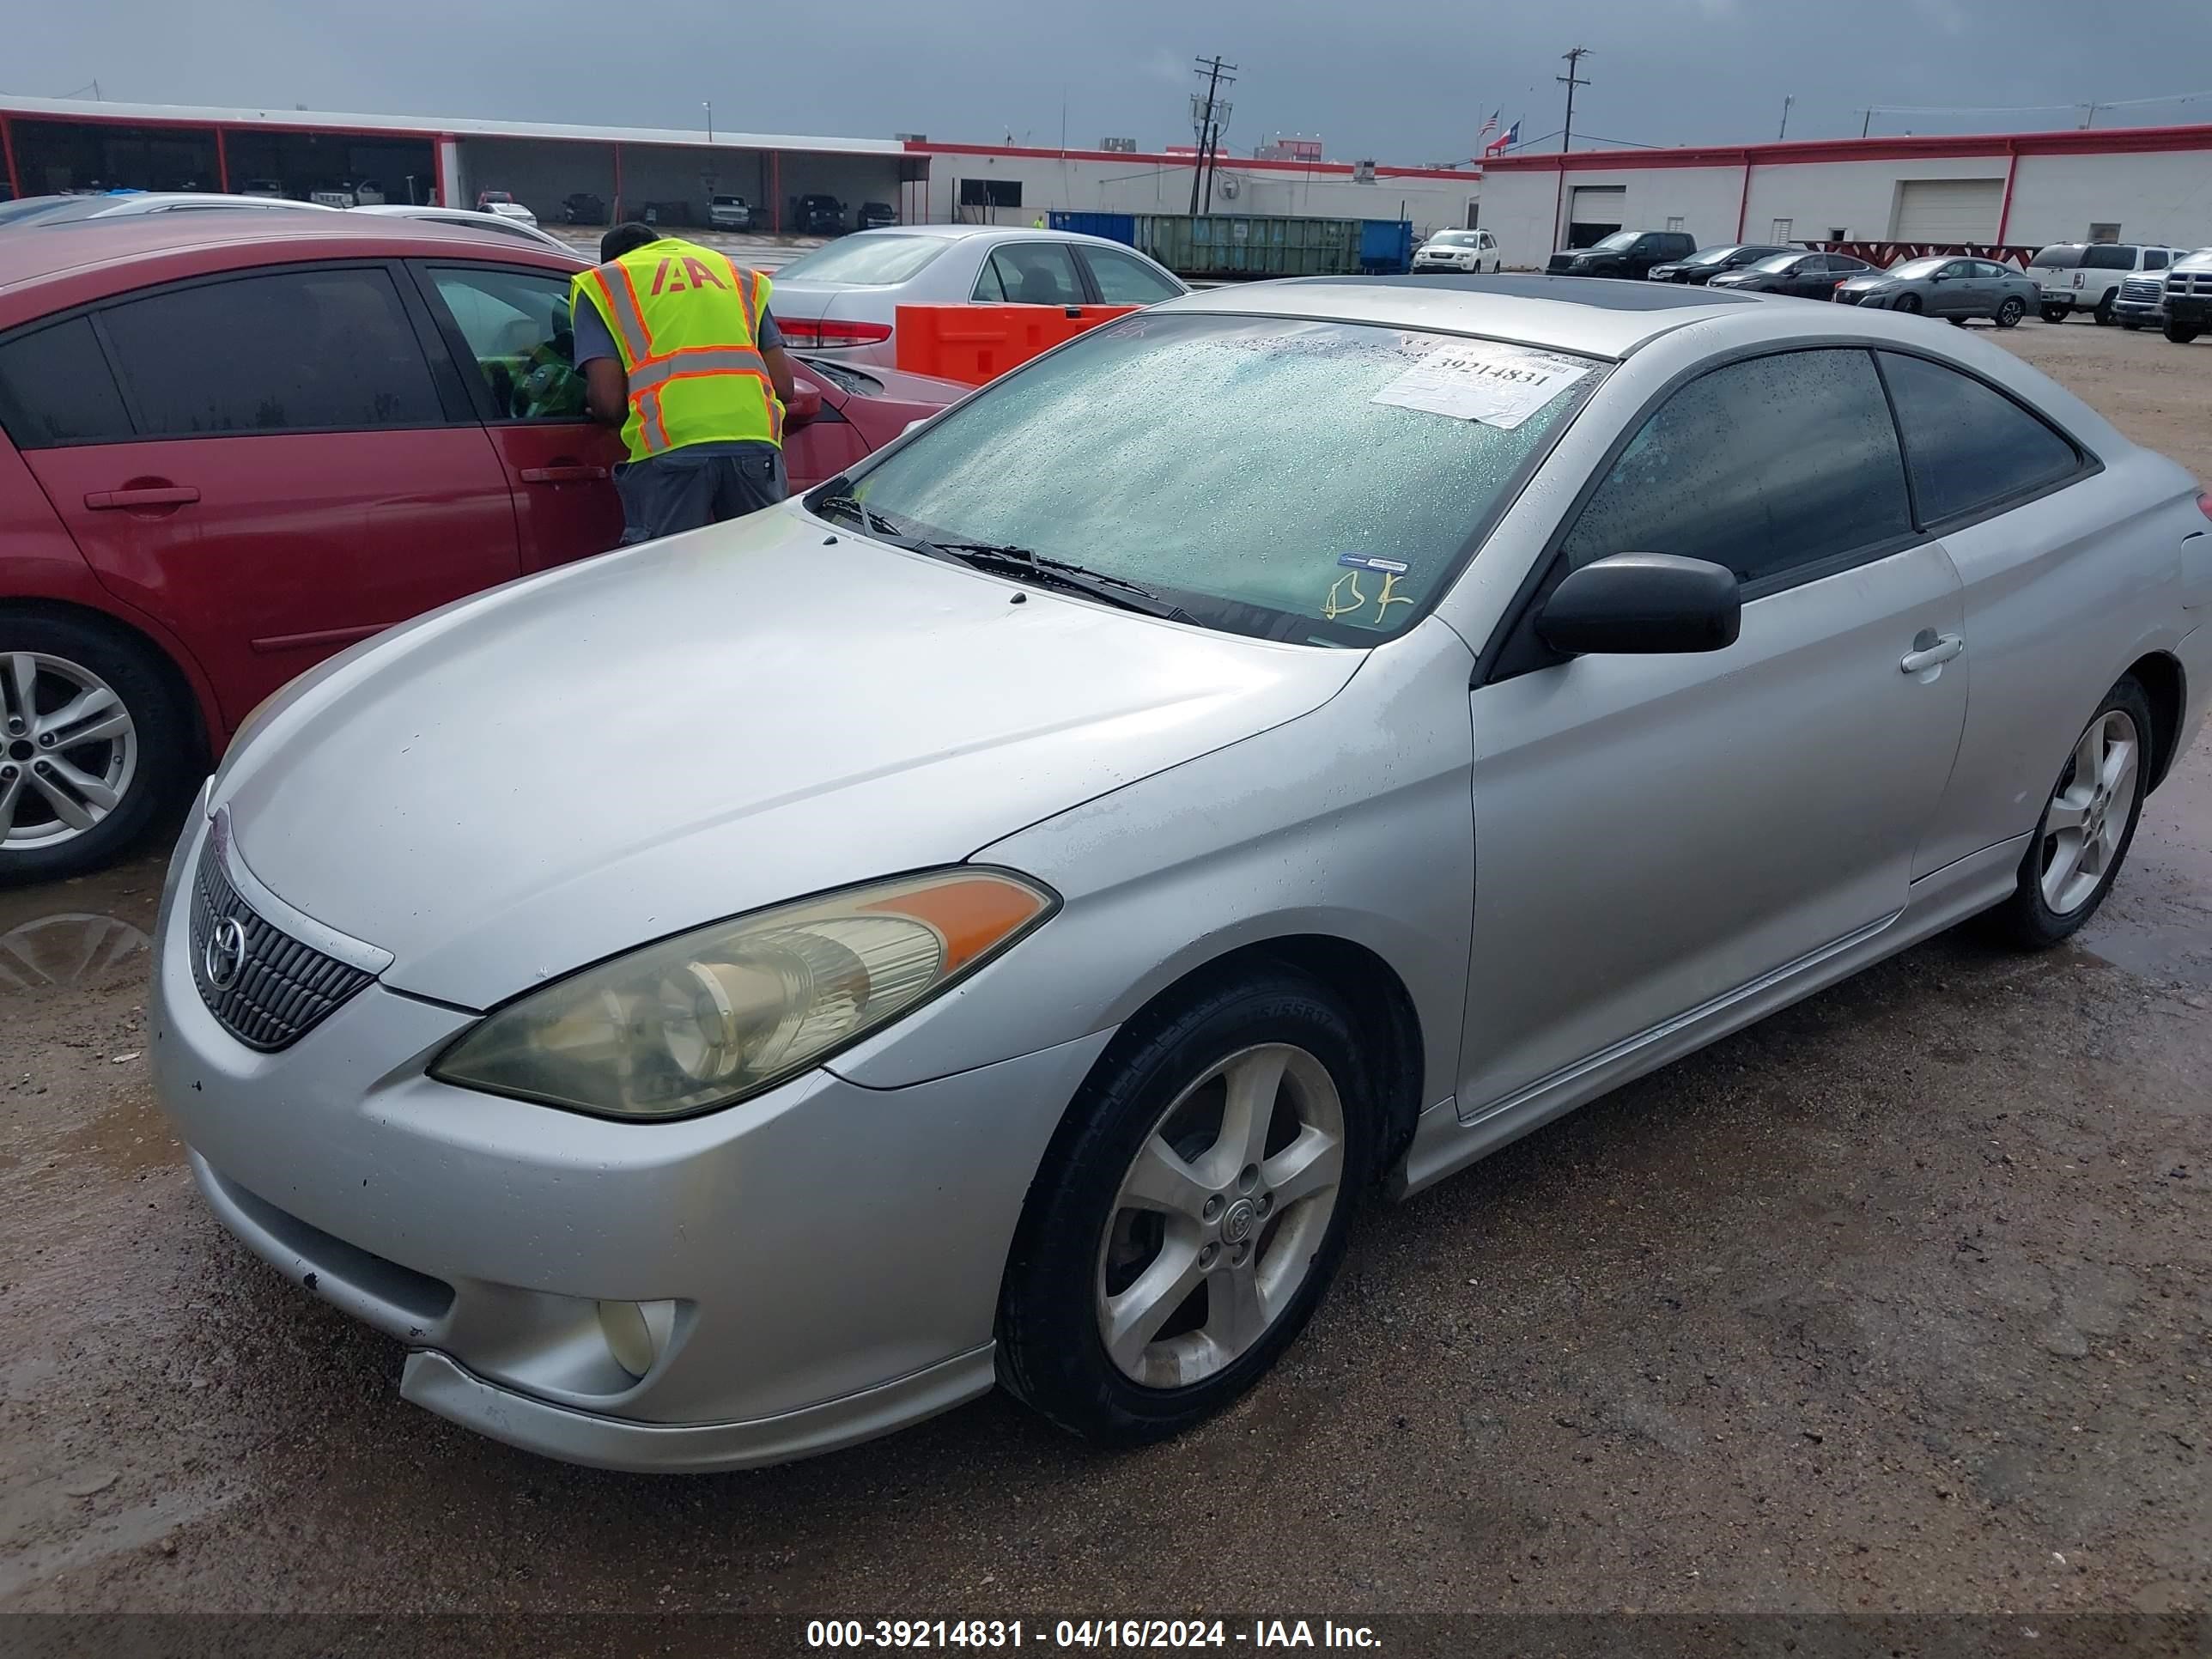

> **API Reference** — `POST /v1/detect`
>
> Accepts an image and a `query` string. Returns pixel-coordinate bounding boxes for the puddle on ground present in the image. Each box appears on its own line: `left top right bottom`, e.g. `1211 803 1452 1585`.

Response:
0 913 152 997
2077 729 2212 988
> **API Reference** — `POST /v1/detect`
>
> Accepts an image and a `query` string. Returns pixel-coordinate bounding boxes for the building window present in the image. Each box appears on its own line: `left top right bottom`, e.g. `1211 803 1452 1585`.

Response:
957 178 1024 210
1771 217 1793 242
1829 227 1849 240
1666 216 1685 233
2087 222 2121 244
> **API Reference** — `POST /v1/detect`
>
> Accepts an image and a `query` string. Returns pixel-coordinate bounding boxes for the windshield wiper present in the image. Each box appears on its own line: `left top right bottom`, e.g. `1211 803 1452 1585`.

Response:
925 542 1198 623
815 492 902 540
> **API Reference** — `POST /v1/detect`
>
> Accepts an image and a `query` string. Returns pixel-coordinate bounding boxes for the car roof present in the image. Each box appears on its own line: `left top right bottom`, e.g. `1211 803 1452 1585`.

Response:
0 214 582 322
1162 274 1764 360
828 223 1149 252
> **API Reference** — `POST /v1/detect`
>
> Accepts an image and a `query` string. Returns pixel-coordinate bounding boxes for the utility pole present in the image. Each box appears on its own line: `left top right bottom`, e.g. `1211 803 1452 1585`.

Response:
1557 46 1592 154
1861 108 1873 137
1778 94 1794 141
702 100 713 143
1189 54 1237 215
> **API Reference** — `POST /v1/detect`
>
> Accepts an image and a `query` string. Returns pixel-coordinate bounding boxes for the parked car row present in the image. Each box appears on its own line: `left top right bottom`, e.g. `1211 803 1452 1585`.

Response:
0 216 969 882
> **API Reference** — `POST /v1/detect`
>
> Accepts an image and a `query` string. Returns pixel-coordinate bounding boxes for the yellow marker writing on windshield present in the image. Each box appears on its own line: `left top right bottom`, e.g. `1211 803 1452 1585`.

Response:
1322 570 1367 620
1373 573 1413 623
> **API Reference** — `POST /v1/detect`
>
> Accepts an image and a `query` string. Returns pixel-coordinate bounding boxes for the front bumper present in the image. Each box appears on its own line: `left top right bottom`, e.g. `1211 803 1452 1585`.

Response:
2165 295 2212 326
151 809 1115 1471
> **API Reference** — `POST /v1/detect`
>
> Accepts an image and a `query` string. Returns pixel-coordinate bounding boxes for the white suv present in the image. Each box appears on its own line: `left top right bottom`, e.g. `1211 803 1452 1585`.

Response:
2030 242 2185 325
1413 229 1499 273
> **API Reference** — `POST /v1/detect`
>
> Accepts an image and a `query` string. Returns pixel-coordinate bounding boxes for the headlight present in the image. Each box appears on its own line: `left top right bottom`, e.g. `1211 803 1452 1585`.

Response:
430 870 1056 1120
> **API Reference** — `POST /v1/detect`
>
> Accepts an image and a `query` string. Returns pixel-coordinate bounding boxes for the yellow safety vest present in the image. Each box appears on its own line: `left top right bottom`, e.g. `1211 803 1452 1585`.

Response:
570 238 783 463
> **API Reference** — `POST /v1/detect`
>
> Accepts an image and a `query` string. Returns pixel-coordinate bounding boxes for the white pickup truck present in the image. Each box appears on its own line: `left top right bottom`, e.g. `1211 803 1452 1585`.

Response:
2030 242 2186 325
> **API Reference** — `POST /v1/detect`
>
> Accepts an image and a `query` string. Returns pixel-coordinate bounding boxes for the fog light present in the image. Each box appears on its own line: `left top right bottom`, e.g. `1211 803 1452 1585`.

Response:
597 1300 658 1379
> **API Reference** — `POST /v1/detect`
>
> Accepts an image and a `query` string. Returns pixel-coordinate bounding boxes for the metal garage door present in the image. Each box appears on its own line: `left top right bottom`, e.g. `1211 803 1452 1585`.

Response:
1892 179 2003 241
1567 185 1626 247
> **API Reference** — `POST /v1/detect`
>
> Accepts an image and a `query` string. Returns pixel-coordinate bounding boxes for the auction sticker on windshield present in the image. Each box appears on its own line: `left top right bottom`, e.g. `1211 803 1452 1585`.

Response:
1369 340 1591 428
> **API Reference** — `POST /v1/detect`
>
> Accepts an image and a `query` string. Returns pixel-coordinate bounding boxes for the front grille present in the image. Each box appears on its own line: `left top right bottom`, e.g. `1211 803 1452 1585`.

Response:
189 835 374 1052
1834 289 1864 306
2122 277 2163 304
2169 272 2212 296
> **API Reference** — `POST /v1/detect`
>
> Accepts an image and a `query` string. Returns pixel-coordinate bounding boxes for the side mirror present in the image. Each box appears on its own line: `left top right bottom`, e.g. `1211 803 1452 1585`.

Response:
1537 553 1741 656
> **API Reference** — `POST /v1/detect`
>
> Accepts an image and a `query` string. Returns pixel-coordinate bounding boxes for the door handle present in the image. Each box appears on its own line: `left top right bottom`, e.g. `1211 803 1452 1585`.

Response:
518 463 609 483
1900 632 1965 673
83 484 200 510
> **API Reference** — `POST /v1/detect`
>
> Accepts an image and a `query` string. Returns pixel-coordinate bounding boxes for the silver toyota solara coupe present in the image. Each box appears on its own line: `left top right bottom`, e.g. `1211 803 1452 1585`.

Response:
153 276 2212 1472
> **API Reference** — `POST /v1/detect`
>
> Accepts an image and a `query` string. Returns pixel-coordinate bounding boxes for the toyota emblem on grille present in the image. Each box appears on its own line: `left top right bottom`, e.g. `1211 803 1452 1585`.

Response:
204 917 250 990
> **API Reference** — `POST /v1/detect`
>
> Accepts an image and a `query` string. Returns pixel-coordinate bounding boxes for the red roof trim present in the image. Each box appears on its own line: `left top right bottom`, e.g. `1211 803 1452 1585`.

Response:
1484 121 2212 172
900 139 1480 181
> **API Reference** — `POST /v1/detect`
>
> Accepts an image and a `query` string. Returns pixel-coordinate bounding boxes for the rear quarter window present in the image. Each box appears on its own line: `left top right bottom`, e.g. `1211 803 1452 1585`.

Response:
0 316 135 448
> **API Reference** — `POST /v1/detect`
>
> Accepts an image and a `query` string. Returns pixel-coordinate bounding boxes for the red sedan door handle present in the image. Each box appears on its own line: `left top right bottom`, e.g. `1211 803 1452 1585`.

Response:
517 463 609 483
83 484 201 511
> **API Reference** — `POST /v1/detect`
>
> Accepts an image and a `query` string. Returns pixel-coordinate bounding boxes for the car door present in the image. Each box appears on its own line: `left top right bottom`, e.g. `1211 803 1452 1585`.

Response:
1457 347 1969 1121
970 242 1087 307
1950 258 1998 317
1874 349 2117 876
411 260 626 573
1070 244 1188 307
12 263 521 729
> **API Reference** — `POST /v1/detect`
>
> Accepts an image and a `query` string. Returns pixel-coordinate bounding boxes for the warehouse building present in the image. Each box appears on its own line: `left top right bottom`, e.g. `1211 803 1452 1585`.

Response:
1480 124 2212 269
0 94 1480 238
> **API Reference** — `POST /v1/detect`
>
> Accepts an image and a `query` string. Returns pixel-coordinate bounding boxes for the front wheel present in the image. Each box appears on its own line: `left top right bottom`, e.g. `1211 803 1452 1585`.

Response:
2040 304 2071 323
1981 678 2154 950
1 613 191 886
997 969 1374 1445
1995 297 2026 328
1894 293 1923 314
2167 319 2203 343
2093 292 2117 325
2119 316 2145 331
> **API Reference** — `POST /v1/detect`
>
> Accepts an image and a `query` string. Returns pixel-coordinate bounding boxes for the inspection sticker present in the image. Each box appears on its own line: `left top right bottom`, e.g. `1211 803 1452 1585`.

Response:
1369 341 1590 428
1337 553 1409 573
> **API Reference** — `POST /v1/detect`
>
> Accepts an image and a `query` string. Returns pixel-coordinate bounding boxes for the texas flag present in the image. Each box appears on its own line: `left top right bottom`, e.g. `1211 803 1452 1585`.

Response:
1485 119 1521 156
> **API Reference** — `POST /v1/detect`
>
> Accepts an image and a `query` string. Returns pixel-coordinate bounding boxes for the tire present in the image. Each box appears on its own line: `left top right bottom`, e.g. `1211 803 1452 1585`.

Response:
2093 291 2116 325
0 611 190 886
2040 305 2070 324
1981 677 2154 950
2166 319 2203 344
2119 317 2145 331
1996 297 2026 328
997 967 1376 1446
1894 293 1923 314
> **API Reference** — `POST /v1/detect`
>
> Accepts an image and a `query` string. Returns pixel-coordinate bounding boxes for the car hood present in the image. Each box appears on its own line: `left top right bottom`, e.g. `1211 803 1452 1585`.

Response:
214 507 1361 1009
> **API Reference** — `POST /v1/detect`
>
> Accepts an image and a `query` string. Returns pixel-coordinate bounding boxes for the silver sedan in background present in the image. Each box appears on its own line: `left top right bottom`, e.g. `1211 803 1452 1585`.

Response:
349 202 575 253
765 224 1188 364
154 276 2210 1472
1835 254 2041 325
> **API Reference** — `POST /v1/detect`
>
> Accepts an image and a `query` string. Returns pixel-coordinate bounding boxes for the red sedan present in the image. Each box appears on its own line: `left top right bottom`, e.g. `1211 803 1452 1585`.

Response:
0 216 966 882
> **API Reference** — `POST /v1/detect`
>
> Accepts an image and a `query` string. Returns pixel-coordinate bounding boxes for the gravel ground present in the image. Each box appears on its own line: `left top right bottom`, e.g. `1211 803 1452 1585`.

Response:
0 317 2206 1632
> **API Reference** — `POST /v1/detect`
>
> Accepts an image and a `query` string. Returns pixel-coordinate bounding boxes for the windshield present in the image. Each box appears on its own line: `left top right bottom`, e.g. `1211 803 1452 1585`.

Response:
1589 231 1640 252
1887 257 1948 280
1748 252 1803 273
835 313 1601 646
2030 246 2083 269
1430 232 1480 246
1684 245 1747 265
775 234 948 285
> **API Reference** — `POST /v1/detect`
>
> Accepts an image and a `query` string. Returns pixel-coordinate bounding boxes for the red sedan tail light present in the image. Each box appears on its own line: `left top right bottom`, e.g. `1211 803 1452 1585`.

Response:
780 319 894 348
2198 490 2212 523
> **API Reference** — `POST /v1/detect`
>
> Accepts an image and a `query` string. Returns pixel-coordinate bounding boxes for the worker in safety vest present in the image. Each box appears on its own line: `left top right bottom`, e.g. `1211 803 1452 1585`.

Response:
1031 214 1046 229
571 222 799 543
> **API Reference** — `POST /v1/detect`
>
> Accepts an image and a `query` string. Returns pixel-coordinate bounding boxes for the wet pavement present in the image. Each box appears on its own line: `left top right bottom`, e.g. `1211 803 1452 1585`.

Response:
0 322 2207 1625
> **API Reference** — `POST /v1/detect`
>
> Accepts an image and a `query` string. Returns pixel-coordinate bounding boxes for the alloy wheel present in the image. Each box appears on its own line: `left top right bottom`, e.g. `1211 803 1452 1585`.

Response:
0 653 139 850
1095 1042 1346 1389
2038 709 2139 915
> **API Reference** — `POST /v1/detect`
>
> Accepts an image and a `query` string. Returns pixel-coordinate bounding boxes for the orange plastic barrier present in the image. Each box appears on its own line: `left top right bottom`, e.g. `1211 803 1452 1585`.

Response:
894 303 1140 386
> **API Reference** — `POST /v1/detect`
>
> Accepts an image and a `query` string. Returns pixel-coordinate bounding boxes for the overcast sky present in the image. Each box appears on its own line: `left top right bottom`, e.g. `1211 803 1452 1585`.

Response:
14 0 2210 162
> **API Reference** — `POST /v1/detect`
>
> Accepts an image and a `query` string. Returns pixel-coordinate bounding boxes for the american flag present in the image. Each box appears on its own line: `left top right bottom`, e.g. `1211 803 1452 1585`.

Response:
1476 111 1499 147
